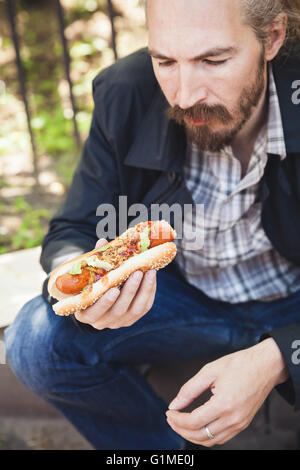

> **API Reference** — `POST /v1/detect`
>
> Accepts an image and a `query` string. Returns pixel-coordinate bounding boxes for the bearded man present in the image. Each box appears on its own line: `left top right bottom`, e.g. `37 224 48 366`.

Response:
5 0 300 449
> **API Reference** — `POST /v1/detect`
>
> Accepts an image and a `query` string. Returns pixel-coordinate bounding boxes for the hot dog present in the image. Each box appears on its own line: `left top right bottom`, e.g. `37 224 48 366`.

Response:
48 220 177 316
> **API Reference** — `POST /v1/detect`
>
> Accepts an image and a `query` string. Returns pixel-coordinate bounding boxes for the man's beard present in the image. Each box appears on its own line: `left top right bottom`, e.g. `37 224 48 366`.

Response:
166 52 266 152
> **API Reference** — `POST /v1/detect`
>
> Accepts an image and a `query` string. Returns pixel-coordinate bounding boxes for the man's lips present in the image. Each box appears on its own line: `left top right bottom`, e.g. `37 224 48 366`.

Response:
184 116 207 127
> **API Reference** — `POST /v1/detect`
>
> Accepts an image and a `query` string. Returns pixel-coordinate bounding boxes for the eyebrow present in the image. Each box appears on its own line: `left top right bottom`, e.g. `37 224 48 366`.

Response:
148 46 238 61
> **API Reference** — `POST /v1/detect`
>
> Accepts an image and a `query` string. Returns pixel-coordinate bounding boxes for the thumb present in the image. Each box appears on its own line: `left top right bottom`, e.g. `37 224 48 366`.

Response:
168 366 214 410
95 238 109 249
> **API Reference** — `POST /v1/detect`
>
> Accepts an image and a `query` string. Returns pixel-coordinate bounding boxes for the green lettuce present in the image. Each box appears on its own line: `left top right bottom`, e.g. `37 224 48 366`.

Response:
97 244 111 252
86 256 113 271
68 255 113 275
69 260 83 275
140 225 151 252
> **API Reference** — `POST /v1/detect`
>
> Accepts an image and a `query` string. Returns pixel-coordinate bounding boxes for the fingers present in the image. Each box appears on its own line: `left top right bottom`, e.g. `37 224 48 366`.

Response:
95 269 157 329
75 269 157 330
123 269 157 317
95 238 109 249
168 364 215 410
166 395 219 433
166 412 247 447
74 287 121 325
109 270 145 316
90 270 144 329
166 394 249 447
166 415 223 447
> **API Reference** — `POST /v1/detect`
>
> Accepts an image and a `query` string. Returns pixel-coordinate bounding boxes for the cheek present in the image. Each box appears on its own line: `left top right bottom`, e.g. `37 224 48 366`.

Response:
221 55 261 99
202 76 236 113
153 68 177 106
211 66 248 111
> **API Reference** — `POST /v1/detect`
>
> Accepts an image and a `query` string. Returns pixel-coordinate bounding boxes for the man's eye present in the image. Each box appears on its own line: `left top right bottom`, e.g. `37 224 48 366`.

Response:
157 59 228 68
158 61 174 68
204 59 228 66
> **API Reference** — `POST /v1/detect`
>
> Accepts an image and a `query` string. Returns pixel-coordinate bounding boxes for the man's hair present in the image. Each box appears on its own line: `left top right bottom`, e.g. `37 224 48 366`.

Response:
141 0 300 57
242 0 300 57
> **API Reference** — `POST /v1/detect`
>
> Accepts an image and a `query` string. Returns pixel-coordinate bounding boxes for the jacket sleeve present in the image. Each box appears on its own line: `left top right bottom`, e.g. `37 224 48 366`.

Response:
40 77 122 309
260 323 300 410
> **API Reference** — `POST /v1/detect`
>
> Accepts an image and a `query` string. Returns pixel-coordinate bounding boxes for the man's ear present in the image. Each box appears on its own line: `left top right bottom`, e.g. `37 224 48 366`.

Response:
264 13 288 61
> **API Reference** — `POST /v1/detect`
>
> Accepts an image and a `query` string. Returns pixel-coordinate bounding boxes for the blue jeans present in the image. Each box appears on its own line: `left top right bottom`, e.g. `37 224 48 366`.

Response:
4 263 300 450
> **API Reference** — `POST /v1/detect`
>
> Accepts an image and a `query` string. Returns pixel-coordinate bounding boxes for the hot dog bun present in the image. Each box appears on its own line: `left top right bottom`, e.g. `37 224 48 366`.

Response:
48 220 177 316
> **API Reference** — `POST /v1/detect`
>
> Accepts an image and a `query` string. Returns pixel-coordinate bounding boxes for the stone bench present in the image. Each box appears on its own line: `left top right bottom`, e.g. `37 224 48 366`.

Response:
0 246 47 328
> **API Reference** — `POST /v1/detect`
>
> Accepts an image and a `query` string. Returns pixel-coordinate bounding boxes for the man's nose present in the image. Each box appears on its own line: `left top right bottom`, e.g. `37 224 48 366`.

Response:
176 65 207 109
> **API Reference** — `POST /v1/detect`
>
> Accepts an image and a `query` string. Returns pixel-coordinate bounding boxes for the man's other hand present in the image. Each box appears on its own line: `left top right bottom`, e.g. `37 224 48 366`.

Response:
165 338 289 447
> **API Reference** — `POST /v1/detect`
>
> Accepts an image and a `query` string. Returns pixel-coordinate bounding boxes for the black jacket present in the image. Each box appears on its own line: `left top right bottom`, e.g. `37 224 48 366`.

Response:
40 48 300 409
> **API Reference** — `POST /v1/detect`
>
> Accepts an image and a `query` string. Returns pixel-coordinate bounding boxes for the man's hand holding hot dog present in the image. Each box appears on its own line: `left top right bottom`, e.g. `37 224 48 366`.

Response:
48 220 176 321
74 238 157 330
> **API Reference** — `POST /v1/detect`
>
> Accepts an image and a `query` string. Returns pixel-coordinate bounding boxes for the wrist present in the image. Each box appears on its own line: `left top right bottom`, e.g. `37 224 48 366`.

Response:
258 337 290 387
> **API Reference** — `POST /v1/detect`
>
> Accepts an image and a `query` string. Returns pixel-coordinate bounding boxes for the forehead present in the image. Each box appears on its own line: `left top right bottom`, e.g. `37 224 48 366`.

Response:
147 0 249 56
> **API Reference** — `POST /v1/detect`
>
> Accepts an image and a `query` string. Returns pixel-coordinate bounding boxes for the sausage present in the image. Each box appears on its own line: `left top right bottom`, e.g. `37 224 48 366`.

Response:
136 221 174 248
149 221 174 248
55 268 91 295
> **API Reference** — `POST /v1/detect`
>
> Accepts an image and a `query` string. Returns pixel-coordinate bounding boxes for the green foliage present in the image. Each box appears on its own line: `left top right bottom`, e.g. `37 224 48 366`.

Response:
0 177 10 189
0 195 53 255
0 0 145 254
11 196 52 251
32 108 76 156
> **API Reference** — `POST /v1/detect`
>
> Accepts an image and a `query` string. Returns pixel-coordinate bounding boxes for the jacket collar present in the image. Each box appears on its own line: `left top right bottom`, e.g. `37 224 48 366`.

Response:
124 51 300 172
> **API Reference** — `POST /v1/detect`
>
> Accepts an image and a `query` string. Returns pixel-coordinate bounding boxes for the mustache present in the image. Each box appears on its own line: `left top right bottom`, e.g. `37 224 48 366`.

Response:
166 103 233 125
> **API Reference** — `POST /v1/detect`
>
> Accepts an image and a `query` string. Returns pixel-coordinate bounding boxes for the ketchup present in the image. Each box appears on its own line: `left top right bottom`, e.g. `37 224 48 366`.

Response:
119 244 139 257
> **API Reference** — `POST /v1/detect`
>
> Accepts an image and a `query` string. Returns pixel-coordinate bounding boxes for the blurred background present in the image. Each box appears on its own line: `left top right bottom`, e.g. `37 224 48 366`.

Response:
0 0 147 256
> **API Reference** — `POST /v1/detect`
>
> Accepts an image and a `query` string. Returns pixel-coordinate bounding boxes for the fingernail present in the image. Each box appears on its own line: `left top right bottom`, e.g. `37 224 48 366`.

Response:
107 288 120 301
132 271 143 282
168 397 181 410
96 239 107 248
147 270 156 281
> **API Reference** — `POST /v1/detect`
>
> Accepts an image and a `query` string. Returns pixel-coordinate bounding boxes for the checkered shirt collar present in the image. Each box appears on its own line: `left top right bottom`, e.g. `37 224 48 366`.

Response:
267 63 287 160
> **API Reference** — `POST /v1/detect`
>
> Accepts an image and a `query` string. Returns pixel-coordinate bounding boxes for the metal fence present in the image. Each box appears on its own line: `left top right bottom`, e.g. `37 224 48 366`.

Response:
4 0 118 188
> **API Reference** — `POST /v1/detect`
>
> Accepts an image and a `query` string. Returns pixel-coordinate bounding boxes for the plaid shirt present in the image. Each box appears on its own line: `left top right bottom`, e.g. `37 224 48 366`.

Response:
174 64 300 303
